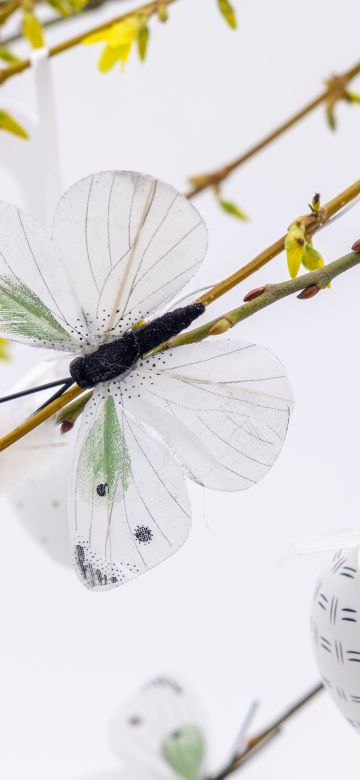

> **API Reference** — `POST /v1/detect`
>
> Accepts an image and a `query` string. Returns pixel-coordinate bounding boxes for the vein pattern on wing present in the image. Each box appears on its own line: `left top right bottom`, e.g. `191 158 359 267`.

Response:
70 384 191 590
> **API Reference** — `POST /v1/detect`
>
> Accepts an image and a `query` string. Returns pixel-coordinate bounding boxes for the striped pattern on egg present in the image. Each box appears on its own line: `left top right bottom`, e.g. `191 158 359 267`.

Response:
311 548 360 732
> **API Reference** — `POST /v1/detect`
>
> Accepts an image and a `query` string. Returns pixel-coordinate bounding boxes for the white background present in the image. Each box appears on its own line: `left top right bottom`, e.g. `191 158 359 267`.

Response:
0 0 360 777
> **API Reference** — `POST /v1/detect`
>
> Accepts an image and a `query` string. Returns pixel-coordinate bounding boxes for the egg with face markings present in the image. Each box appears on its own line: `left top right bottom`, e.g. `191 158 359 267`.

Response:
311 547 360 732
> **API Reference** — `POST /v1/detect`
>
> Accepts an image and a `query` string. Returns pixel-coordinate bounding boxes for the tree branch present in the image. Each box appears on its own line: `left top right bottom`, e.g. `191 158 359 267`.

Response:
0 0 177 85
187 62 360 199
155 249 360 352
0 383 84 451
210 682 324 780
196 177 360 307
0 184 359 452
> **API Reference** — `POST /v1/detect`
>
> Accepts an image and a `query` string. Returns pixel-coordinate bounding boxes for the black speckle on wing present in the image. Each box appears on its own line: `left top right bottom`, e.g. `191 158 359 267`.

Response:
74 541 141 590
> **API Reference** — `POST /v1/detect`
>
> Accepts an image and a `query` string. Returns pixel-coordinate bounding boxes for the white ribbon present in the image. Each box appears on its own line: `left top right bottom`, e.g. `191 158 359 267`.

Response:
294 529 360 569
30 47 63 226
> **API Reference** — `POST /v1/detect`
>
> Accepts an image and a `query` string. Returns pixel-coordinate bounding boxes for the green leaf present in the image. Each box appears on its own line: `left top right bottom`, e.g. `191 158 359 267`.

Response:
0 110 29 139
137 24 149 61
218 197 248 221
22 9 45 49
217 0 237 29
346 91 360 104
46 0 72 16
325 99 337 131
162 725 206 780
0 45 21 64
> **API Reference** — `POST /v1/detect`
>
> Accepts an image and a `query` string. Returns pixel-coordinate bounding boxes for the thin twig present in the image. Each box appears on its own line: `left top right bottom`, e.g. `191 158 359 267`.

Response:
210 683 324 780
155 249 360 352
0 383 83 451
0 0 176 85
187 62 360 199
195 178 360 307
0 180 359 449
0 246 359 451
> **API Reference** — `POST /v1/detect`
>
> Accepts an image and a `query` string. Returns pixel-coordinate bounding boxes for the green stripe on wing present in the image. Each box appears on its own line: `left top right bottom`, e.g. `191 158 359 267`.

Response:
0 274 71 341
162 724 206 780
78 395 132 504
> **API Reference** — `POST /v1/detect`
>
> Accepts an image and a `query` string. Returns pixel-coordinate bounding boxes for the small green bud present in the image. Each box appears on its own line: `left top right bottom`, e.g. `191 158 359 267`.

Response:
218 197 248 221
157 3 169 21
309 192 321 213
0 109 29 140
137 24 150 61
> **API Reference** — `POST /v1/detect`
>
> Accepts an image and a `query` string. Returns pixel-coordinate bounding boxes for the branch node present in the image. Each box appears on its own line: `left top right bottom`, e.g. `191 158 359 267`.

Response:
208 317 233 335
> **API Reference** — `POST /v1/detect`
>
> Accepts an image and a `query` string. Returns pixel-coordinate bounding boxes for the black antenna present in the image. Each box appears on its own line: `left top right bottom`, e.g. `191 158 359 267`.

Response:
34 378 75 413
0 377 74 405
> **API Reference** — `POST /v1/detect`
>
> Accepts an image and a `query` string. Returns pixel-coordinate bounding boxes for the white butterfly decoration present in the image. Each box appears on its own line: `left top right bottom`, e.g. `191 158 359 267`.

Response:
0 170 294 590
83 676 209 780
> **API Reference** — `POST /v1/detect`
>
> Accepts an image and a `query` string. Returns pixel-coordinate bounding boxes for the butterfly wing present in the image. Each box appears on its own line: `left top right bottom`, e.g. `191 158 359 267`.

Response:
0 202 85 350
70 385 191 590
0 171 206 352
130 339 294 490
51 171 207 343
108 676 207 780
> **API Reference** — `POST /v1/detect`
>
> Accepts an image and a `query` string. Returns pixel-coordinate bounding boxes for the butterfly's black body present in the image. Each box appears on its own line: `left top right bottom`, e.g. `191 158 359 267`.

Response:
69 302 205 389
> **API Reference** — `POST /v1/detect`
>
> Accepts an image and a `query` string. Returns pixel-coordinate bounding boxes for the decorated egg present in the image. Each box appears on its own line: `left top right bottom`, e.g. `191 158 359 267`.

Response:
311 547 360 732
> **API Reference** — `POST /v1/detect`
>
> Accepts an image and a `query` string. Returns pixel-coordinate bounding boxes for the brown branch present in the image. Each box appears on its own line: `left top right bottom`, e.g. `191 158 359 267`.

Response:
154 248 360 353
0 0 177 85
187 61 360 199
0 180 359 451
210 683 324 780
196 177 360 307
0 383 83 451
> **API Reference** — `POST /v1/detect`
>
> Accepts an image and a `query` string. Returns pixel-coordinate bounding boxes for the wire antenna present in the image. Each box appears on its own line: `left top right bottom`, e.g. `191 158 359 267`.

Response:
34 378 75 413
0 377 74 405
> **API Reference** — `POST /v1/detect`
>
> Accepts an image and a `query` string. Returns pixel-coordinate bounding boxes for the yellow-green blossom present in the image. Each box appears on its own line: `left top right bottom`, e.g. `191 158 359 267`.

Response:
284 223 306 278
83 17 141 73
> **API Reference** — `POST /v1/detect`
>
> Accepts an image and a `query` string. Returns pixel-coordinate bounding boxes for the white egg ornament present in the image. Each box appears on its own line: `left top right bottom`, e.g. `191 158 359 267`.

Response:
311 547 360 732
